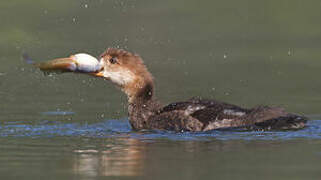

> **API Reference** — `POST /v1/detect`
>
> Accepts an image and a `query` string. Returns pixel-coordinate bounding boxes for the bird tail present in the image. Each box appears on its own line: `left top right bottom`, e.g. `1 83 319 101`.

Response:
245 107 307 130
249 106 307 130
256 113 307 130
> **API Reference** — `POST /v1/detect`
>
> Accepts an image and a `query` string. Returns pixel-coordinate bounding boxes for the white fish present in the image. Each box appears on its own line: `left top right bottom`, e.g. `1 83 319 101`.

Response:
69 53 101 72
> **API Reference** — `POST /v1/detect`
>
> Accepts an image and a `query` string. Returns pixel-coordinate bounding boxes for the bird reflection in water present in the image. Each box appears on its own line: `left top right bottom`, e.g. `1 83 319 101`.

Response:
72 138 144 177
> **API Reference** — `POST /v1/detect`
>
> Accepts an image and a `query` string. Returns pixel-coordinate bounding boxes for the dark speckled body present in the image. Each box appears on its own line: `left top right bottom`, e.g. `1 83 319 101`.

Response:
128 95 307 132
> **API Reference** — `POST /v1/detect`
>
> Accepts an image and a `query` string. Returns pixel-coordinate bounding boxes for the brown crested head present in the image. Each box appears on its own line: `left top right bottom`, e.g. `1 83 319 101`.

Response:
98 48 154 102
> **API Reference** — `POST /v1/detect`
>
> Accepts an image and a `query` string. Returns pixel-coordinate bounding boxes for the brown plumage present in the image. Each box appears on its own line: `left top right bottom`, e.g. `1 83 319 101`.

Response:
95 48 307 132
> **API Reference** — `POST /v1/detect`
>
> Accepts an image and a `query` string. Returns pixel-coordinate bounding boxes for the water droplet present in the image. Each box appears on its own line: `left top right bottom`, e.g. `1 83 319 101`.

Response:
288 49 292 56
72 17 76 22
84 4 88 8
223 54 227 59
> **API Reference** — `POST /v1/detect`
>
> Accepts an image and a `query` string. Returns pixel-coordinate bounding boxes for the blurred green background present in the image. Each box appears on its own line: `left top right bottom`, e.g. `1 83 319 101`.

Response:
0 0 321 179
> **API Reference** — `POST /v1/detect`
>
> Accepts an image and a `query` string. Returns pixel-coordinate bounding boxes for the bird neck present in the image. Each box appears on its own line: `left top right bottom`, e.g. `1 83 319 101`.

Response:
126 81 162 130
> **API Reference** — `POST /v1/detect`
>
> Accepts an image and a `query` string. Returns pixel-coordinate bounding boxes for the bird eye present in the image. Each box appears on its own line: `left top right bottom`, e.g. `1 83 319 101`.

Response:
109 57 117 64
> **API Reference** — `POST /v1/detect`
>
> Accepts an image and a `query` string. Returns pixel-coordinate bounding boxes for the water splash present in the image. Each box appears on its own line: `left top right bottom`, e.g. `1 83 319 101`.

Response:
0 119 321 141
41 111 75 115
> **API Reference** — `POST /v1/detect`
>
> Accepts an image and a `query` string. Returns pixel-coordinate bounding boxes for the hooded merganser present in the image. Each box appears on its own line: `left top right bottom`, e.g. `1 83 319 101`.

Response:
30 48 307 132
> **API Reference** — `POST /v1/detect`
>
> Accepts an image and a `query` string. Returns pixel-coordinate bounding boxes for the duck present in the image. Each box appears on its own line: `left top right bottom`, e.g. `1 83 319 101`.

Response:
29 48 307 132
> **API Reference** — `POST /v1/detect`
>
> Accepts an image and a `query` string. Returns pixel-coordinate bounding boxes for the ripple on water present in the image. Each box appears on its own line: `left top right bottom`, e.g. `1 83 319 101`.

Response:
0 119 321 141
